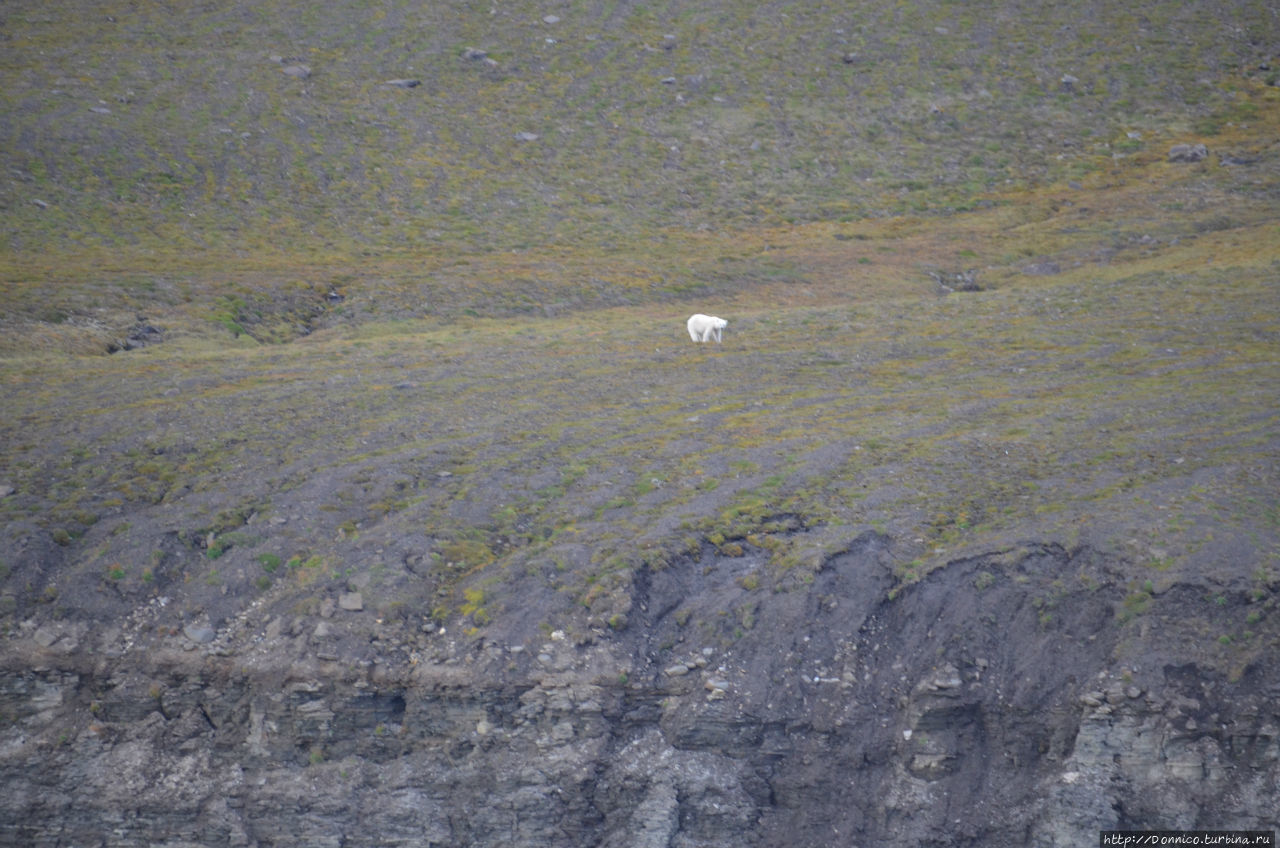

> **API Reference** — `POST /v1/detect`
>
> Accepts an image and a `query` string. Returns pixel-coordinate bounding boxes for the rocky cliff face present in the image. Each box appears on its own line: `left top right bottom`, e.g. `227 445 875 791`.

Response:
3 538 1275 846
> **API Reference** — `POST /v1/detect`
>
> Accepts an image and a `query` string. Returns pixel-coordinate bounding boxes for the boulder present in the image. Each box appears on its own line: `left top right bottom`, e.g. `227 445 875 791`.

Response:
1168 143 1208 163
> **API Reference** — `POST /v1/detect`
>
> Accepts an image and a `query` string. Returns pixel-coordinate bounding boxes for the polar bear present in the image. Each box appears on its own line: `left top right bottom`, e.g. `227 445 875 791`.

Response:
687 314 727 343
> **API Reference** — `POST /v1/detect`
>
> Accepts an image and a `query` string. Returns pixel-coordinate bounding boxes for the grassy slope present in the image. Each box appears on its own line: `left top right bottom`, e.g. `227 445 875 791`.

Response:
2 0 1275 257
0 1 1278 667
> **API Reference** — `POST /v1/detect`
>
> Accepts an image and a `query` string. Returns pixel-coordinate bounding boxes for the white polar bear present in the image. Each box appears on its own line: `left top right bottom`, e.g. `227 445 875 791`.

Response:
687 313 727 343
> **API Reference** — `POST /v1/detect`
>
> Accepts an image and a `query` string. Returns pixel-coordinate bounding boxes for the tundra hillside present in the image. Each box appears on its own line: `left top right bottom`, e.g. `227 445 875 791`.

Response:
1 1 1279 846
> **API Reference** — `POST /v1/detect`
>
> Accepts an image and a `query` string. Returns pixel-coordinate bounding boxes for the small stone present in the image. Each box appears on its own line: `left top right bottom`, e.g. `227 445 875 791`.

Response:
384 78 421 88
931 665 962 689
0 484 14 498
515 131 539 142
183 624 216 644
664 664 690 677
1126 685 1143 699
542 14 560 24
281 64 311 79
338 592 363 611
33 626 59 647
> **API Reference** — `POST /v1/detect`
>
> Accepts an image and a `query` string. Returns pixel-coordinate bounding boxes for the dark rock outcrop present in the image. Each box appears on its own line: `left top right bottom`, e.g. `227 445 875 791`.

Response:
2 542 1275 846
